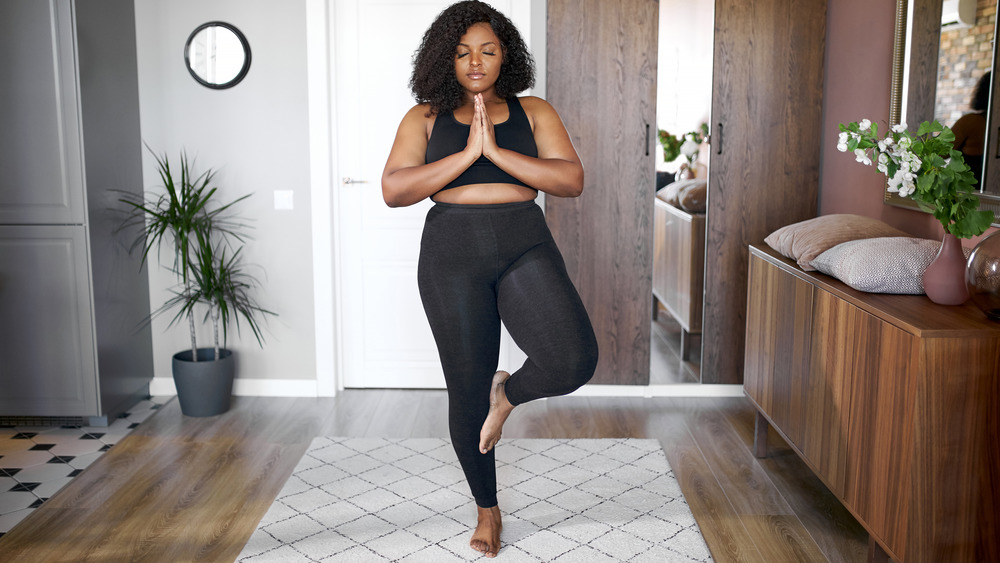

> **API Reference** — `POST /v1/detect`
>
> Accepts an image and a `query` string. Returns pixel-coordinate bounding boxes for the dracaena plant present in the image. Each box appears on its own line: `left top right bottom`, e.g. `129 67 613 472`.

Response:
837 119 994 238
116 146 273 361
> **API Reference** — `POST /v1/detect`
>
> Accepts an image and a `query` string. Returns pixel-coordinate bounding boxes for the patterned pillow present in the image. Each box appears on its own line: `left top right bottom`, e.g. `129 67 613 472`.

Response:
656 179 706 208
811 237 968 294
764 214 910 271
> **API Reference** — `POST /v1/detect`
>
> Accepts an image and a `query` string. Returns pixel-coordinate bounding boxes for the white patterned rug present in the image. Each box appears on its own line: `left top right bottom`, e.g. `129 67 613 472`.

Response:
239 438 712 562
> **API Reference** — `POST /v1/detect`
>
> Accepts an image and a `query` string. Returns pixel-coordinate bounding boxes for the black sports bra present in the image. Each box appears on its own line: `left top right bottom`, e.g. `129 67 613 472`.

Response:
425 96 538 192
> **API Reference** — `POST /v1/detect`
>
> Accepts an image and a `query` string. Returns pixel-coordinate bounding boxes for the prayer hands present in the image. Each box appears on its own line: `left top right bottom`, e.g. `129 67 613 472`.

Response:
468 94 499 161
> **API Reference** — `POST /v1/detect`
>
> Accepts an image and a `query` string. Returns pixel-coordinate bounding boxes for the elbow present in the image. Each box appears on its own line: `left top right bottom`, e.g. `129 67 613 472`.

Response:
381 175 408 208
383 190 403 208
565 168 584 197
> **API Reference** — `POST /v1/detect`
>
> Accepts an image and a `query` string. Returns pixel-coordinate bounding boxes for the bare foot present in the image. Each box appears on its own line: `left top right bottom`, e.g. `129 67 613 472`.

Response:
470 505 503 557
480 370 514 454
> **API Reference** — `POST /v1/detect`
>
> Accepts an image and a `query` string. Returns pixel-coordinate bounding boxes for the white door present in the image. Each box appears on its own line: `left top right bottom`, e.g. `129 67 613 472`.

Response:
333 0 532 388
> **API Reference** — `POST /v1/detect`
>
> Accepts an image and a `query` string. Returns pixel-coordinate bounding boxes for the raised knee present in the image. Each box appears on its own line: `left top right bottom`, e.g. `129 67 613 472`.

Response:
553 345 598 394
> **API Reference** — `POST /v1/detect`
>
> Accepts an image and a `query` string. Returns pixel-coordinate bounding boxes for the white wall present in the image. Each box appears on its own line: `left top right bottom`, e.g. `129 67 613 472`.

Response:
134 0 316 387
656 0 714 171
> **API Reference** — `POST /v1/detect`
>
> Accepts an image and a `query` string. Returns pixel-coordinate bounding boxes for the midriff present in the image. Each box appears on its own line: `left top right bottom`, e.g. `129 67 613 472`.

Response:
432 183 537 204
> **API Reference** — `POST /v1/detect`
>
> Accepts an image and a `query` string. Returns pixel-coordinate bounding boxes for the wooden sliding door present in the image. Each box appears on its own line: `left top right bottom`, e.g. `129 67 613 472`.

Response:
545 0 658 385
703 0 826 383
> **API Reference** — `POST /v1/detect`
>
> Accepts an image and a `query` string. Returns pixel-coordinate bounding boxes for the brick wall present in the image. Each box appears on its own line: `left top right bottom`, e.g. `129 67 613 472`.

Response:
936 0 996 124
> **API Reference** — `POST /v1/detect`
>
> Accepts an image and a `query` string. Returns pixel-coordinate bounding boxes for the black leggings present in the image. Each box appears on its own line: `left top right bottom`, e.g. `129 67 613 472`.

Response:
417 200 598 508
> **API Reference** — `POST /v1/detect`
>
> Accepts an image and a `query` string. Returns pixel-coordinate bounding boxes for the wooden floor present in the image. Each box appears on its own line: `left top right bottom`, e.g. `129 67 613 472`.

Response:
0 390 871 562
650 309 701 384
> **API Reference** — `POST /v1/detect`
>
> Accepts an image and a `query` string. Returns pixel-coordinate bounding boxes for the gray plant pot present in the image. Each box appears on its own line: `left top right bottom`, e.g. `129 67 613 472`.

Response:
171 348 235 417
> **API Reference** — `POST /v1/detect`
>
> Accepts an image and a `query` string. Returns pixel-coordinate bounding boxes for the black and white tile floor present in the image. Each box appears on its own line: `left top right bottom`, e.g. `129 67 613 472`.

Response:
0 397 167 537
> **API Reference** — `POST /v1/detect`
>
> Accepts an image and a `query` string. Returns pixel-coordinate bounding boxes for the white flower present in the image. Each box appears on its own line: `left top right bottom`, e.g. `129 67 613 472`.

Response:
859 118 871 131
854 149 871 166
897 136 911 149
838 132 849 144
680 138 700 160
877 153 889 174
837 142 848 152
887 175 901 192
892 123 908 133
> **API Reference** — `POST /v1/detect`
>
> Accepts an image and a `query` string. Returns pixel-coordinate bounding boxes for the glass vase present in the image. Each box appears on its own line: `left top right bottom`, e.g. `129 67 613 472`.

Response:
966 230 1000 321
923 233 969 305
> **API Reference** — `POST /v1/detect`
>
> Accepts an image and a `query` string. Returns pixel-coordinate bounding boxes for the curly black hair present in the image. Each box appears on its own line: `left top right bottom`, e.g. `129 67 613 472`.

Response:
970 71 991 112
410 0 535 114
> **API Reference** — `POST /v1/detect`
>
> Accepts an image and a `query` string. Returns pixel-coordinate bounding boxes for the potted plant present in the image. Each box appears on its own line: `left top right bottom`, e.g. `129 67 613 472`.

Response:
117 147 273 416
658 123 709 182
837 119 995 304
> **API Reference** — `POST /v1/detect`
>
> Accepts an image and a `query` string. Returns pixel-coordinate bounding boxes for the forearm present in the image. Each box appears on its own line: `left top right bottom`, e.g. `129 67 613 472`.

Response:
382 149 478 207
487 148 584 197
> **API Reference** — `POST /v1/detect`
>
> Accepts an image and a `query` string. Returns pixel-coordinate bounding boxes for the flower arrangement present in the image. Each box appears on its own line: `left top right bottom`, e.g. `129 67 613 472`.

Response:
837 119 994 238
658 123 709 167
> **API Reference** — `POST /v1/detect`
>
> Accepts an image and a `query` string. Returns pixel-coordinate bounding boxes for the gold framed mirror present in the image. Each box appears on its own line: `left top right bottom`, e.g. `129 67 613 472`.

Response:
888 0 1000 226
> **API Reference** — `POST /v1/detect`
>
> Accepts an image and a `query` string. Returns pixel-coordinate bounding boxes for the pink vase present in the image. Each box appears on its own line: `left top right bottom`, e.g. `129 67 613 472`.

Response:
923 233 970 305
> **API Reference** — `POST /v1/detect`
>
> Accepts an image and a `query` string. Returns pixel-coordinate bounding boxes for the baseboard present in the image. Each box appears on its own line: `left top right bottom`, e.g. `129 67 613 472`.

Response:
150 377 319 397
569 384 745 398
152 377 743 398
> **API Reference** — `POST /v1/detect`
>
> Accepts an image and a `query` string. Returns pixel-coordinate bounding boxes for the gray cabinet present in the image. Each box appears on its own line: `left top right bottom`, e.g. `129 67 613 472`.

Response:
0 0 153 424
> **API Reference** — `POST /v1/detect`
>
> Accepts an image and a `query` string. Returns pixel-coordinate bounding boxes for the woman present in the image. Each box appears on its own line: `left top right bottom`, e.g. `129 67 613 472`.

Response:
952 71 991 187
382 1 598 557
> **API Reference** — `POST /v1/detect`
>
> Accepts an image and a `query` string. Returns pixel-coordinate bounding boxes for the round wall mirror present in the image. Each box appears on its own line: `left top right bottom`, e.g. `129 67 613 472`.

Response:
184 21 251 90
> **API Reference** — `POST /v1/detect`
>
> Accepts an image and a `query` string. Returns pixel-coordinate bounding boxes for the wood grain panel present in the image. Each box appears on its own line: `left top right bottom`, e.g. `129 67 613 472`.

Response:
845 320 917 559
703 0 826 384
800 289 857 497
904 0 944 125
743 254 813 440
906 336 1000 562
751 244 1000 337
652 199 705 333
545 0 657 385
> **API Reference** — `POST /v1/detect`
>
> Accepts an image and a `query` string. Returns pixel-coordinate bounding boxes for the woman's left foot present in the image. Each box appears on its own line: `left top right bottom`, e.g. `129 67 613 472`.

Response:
470 505 503 557
480 370 514 454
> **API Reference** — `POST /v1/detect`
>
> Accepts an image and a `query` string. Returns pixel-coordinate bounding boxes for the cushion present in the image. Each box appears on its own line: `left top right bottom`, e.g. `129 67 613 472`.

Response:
656 178 705 208
678 180 707 213
764 214 909 271
812 237 971 294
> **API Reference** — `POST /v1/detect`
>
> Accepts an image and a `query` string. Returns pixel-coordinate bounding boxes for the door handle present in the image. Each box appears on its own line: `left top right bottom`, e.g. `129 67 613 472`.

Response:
716 123 723 155
343 177 369 184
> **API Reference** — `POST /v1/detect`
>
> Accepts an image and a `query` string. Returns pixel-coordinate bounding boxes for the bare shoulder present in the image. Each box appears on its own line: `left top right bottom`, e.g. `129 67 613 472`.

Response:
518 96 559 117
518 96 566 132
398 103 437 139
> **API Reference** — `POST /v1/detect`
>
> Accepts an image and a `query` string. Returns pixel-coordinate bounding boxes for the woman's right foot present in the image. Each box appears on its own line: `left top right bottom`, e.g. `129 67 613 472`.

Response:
480 370 513 454
470 505 503 557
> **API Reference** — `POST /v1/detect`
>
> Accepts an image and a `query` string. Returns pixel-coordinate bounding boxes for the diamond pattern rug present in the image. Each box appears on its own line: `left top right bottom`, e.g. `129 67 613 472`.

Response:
239 438 712 562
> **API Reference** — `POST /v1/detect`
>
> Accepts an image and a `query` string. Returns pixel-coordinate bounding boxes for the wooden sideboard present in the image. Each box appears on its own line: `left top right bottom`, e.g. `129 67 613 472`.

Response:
744 244 1000 563
652 197 705 360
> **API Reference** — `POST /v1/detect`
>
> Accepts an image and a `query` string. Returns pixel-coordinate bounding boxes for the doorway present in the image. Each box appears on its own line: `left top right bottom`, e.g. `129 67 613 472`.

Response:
648 0 714 385
328 0 537 389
